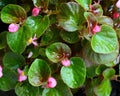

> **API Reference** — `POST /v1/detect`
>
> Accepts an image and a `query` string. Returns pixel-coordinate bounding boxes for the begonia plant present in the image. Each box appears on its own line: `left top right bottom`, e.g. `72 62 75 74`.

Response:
0 0 120 96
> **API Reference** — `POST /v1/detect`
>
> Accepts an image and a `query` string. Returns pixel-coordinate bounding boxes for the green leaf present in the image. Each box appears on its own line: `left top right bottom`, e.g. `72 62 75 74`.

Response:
15 82 43 96
1 4 27 23
94 79 112 96
39 48 46 57
105 62 115 67
3 52 25 70
83 43 119 64
116 28 120 39
85 78 101 96
86 65 97 78
28 59 51 86
97 16 113 27
91 25 118 54
0 32 7 49
60 30 79 44
0 67 17 91
61 57 86 88
20 4 31 13
32 0 41 7
75 0 91 10
0 0 17 9
46 42 71 63
7 25 32 54
103 68 115 79
41 28 61 46
25 15 50 38
58 2 85 32
95 65 107 75
27 47 41 58
42 80 73 96
32 0 49 8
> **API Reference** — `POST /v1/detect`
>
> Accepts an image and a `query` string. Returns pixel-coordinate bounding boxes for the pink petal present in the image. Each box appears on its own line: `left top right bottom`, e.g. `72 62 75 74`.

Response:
8 23 19 32
17 68 22 74
32 41 38 46
61 59 71 67
32 7 41 16
47 77 57 88
116 0 120 8
0 66 3 78
0 71 3 78
17 68 27 82
32 34 37 40
0 65 2 72
92 25 101 34
18 75 27 82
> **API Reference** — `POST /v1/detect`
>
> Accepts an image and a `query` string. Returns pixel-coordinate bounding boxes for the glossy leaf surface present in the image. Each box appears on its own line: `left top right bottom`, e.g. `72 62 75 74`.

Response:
91 25 118 54
58 2 85 32
61 57 86 88
1 4 27 23
46 42 71 63
28 59 51 86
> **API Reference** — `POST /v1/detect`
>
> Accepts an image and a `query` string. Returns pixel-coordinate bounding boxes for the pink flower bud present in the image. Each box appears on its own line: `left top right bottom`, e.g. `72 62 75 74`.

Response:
92 25 101 34
8 23 19 32
47 77 57 88
116 0 120 8
17 68 27 82
113 12 120 19
61 58 71 67
0 66 3 78
32 7 41 16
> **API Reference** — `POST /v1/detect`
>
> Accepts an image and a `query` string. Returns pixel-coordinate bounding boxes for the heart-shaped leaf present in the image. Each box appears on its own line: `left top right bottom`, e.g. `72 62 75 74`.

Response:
91 25 118 54
3 52 25 70
0 67 18 91
28 59 51 86
7 25 32 54
61 57 86 88
75 0 91 10
15 82 43 96
94 79 112 96
83 43 119 64
58 2 85 32
46 42 71 63
25 15 50 38
1 4 27 23
42 80 73 96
